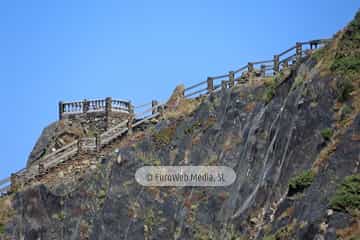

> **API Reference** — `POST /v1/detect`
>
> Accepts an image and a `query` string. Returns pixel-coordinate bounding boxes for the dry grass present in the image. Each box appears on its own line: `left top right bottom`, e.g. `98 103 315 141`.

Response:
311 13 360 172
0 196 14 234
164 98 201 119
278 207 295 221
336 218 360 240
244 102 256 112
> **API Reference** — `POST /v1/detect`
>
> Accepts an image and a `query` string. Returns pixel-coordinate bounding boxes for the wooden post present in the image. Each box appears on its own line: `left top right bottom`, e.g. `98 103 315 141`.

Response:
58 101 64 120
95 134 101 152
247 62 254 73
207 77 214 93
83 99 89 113
105 97 112 130
296 42 302 64
38 163 45 175
10 174 18 193
127 101 133 115
127 102 134 135
77 139 82 154
105 97 112 114
310 40 319 50
229 71 235 88
221 80 227 90
158 105 164 118
152 100 159 114
260 65 266 77
273 55 280 73
283 60 289 68
247 62 254 80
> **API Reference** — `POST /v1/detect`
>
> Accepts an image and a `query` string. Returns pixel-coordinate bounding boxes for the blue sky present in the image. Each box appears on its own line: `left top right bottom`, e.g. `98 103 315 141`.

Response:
0 1 358 180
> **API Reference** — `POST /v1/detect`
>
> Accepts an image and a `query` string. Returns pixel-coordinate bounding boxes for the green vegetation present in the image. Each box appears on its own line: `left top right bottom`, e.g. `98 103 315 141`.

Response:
0 197 14 235
320 128 334 141
340 104 353 120
330 174 360 215
262 77 277 104
331 56 360 77
152 126 176 146
184 117 216 136
330 11 359 102
262 221 297 240
0 223 4 234
222 224 244 240
53 212 65 221
312 47 326 62
144 208 155 234
291 75 305 91
330 11 360 80
335 78 355 102
98 189 106 200
288 170 316 196
184 121 202 135
137 152 161 166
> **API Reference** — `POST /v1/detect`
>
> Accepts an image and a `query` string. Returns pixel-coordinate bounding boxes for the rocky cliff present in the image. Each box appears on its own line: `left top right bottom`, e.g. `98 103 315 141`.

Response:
1 11 359 240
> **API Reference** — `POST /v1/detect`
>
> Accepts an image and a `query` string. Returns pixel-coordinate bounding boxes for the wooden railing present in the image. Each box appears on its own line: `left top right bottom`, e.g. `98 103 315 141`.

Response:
59 97 131 119
2 38 331 196
184 39 331 98
0 177 10 195
3 101 165 192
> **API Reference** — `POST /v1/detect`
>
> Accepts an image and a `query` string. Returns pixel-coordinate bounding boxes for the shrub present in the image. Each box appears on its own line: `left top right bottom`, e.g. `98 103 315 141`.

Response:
291 75 305 91
98 190 106 199
288 170 316 196
312 48 326 62
144 208 155 234
321 128 334 141
335 78 354 102
184 121 201 135
330 174 360 214
262 221 297 240
340 104 353 120
262 88 275 104
152 126 176 146
331 56 360 77
0 223 4 234
261 77 278 104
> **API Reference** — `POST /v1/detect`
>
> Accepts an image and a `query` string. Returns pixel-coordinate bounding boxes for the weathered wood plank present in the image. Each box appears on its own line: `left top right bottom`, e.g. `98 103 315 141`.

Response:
132 112 160 128
0 177 10 186
42 140 78 162
212 73 229 80
278 46 296 57
185 80 207 92
0 186 9 194
252 59 273 65
44 148 78 169
185 88 208 98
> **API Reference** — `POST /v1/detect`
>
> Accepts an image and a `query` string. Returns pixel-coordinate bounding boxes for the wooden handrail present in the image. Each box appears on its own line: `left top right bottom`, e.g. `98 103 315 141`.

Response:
0 186 10 194
211 73 229 80
134 102 152 109
4 38 333 195
184 80 207 92
185 88 208 98
278 46 296 57
42 140 79 162
252 59 273 65
135 103 164 118
0 177 10 186
234 65 247 74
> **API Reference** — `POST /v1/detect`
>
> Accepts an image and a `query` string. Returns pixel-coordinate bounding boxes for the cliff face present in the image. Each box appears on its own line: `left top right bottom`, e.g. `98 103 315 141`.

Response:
1 12 360 240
